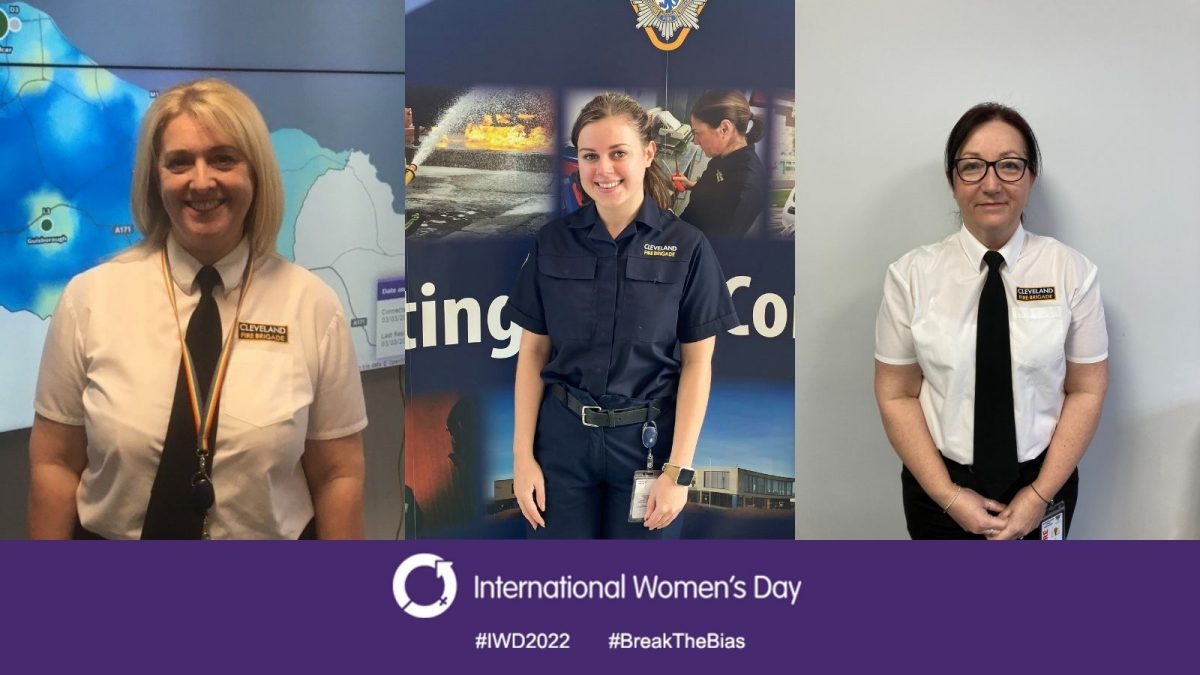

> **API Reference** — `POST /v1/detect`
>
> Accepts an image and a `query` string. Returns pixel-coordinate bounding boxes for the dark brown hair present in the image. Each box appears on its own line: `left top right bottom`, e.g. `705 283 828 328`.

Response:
690 89 764 144
570 93 673 210
944 102 1041 186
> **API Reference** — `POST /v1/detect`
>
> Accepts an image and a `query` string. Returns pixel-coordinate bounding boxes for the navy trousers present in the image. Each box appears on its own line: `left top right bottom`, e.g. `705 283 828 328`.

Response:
529 387 682 539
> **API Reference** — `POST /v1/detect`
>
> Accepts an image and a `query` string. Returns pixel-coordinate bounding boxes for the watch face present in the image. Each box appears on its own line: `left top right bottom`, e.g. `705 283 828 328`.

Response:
676 467 695 486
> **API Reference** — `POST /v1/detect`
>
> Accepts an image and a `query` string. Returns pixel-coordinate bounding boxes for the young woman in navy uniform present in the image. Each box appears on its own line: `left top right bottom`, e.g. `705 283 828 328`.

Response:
503 93 739 538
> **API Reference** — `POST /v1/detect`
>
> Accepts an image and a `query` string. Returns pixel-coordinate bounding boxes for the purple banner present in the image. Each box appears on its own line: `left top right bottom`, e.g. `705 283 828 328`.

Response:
4 541 1194 670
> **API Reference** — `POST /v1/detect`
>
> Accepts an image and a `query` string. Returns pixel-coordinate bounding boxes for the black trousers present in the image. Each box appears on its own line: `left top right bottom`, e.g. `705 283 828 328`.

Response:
901 452 1079 540
73 517 318 540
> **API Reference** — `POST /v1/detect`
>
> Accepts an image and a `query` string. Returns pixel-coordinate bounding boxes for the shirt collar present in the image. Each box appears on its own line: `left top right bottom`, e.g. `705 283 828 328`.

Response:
713 144 753 166
166 233 250 296
634 197 667 231
569 196 668 236
956 222 1026 271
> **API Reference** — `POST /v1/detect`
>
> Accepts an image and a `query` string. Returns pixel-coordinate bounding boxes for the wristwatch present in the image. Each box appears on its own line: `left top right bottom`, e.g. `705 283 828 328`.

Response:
661 462 695 486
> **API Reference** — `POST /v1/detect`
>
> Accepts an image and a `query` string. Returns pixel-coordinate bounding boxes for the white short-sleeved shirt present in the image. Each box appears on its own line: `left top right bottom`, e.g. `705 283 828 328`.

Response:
875 224 1108 465
34 235 368 539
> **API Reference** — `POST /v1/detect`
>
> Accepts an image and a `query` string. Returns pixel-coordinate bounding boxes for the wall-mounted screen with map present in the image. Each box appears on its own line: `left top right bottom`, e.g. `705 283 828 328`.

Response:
0 1 405 432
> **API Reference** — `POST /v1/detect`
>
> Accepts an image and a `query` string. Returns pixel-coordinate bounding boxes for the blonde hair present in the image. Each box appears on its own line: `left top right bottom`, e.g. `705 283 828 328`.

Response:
130 78 283 257
570 93 673 211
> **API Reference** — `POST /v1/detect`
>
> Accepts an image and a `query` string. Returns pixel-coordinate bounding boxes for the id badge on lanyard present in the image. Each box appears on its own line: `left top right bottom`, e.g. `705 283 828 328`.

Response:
628 418 660 522
1039 501 1067 540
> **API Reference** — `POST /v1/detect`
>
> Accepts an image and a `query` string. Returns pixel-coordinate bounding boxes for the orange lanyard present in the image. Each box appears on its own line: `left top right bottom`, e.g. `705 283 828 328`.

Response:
159 248 255 460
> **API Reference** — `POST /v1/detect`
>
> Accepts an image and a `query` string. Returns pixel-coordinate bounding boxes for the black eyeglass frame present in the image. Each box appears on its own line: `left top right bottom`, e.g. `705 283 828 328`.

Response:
953 157 1031 184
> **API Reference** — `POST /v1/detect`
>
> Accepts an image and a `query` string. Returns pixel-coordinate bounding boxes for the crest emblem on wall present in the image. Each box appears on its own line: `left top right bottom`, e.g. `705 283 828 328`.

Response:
630 0 707 51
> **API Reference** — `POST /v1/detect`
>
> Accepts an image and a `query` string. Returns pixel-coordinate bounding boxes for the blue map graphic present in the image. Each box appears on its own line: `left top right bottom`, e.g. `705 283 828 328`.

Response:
0 3 358 318
0 6 144 317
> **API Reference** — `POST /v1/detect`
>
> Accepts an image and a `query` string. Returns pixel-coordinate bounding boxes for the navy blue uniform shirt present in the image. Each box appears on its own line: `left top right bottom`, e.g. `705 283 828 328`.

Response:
680 144 766 238
503 198 739 401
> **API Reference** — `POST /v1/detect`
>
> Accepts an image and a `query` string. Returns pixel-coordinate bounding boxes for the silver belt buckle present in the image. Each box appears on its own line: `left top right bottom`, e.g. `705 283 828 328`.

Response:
580 405 601 427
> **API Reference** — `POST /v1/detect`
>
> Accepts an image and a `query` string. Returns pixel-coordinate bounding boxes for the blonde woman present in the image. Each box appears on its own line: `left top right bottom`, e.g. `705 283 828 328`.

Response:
29 79 366 540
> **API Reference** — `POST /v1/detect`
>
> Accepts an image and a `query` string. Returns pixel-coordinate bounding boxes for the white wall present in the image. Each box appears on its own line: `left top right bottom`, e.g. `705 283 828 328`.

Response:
795 0 1200 538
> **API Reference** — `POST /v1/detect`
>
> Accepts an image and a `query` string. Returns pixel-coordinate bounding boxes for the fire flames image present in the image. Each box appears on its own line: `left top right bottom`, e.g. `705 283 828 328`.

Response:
406 88 556 240
462 114 551 152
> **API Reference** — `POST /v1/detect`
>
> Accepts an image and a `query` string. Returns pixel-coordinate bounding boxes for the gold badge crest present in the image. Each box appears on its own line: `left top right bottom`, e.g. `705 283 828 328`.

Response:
630 0 707 52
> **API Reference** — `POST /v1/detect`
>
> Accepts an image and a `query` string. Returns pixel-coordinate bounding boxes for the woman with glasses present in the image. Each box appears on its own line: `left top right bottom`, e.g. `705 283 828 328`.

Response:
873 103 1109 540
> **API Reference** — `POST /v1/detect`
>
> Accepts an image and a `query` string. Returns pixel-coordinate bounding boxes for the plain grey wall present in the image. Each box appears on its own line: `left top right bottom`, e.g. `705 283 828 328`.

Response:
0 367 404 540
795 0 1200 538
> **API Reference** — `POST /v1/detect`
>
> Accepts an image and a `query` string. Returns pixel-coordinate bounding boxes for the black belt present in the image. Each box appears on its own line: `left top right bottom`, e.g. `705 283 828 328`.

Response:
550 384 669 428
943 448 1048 474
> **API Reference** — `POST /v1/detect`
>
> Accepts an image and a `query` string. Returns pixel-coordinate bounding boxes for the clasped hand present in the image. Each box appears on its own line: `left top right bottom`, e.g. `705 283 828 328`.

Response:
947 486 1048 540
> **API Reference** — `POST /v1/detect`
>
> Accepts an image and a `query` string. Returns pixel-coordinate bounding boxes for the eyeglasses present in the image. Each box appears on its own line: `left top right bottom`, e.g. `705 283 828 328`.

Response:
953 157 1030 184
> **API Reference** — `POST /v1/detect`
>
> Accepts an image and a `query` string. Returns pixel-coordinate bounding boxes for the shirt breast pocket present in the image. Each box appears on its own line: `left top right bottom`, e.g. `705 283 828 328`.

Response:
1010 305 1068 369
221 348 312 429
621 257 687 342
539 254 597 341
911 312 967 378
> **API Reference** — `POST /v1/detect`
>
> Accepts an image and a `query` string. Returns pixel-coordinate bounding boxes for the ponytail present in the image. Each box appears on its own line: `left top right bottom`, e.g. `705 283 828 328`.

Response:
744 112 764 145
645 162 673 210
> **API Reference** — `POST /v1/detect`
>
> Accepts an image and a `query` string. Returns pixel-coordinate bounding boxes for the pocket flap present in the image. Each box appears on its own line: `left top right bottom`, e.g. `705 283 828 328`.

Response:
626 257 687 284
539 255 596 280
222 348 310 428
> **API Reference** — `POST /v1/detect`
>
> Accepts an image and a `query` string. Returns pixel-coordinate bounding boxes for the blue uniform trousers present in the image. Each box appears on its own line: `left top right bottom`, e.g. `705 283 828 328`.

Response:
529 386 682 539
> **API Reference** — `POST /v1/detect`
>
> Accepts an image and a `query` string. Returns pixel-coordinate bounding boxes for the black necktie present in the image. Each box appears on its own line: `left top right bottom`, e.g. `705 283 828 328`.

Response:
974 250 1019 499
143 265 223 539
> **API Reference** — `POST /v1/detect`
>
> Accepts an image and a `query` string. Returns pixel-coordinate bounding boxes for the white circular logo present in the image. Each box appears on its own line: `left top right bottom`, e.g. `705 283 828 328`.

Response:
392 553 457 619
